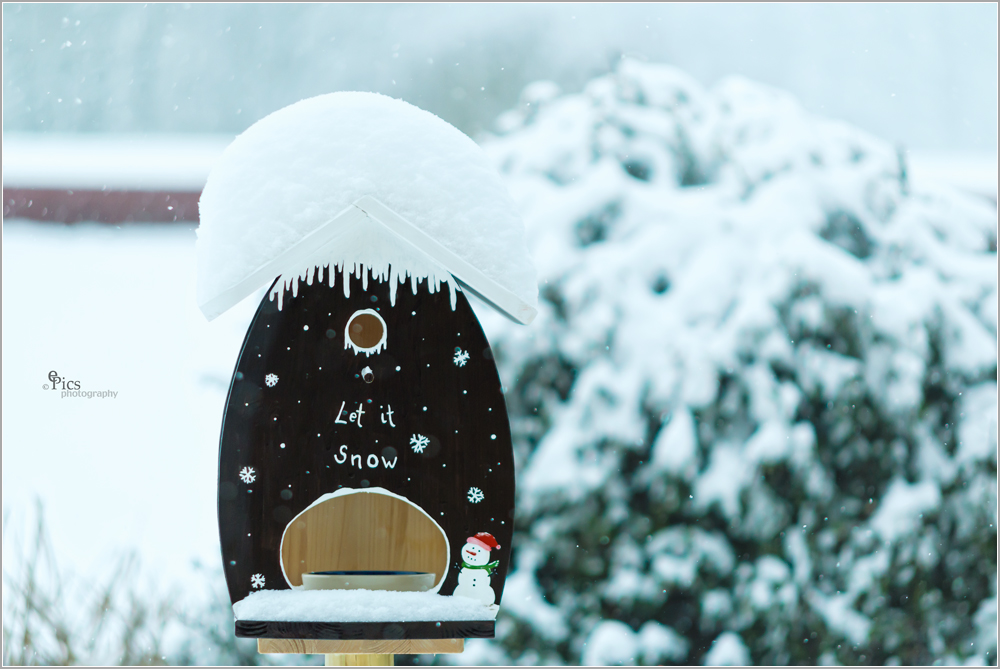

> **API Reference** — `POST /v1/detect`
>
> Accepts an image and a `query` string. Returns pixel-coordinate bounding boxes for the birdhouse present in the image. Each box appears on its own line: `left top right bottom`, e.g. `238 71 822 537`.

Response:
197 93 537 662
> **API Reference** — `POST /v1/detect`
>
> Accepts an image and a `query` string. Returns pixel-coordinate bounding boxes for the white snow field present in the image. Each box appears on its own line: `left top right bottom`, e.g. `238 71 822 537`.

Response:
197 91 537 321
1 222 261 601
232 588 495 623
2 133 233 190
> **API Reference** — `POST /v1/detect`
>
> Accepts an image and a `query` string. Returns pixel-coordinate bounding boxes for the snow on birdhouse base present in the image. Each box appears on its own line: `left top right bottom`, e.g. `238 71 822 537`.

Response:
232 589 498 623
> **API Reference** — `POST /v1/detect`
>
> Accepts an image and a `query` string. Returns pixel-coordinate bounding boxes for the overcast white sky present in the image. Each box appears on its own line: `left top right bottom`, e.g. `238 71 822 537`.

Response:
3 3 997 152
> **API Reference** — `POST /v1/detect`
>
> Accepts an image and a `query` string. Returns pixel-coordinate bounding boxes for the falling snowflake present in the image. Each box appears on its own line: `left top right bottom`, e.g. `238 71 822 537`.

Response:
467 487 484 504
251 573 265 589
264 373 279 387
453 348 470 367
410 433 429 454
239 466 256 484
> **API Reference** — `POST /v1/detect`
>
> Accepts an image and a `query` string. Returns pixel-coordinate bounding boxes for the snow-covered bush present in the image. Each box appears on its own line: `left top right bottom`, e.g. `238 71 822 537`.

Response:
468 60 997 665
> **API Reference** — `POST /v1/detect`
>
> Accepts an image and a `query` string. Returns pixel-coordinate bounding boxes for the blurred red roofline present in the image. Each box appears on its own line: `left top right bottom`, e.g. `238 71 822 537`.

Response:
3 188 201 223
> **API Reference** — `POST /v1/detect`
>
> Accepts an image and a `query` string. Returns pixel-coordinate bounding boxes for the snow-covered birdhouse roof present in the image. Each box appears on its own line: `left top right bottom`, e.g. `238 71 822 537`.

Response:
196 92 538 324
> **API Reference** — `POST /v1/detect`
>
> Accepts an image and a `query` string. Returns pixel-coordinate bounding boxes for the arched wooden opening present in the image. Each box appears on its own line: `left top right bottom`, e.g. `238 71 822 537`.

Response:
279 488 450 591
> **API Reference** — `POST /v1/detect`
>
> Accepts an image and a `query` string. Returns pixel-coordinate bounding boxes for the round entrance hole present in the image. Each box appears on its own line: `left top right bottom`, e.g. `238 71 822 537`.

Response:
344 309 387 355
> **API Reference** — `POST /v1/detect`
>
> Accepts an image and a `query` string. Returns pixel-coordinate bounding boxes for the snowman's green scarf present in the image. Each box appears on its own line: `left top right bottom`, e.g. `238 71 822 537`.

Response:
462 558 500 575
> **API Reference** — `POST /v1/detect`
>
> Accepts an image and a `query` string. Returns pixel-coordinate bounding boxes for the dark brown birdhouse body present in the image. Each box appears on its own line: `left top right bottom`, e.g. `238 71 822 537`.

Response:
218 267 515 640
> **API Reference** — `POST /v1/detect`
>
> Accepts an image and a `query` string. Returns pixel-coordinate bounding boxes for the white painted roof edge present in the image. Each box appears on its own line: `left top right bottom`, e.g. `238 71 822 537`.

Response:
355 196 538 325
198 196 538 326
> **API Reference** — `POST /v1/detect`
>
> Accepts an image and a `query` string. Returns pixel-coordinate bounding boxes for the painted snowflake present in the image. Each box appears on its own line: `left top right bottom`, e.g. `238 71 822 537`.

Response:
239 466 256 484
410 433 429 454
467 486 484 504
453 348 470 367
264 373 279 387
251 573 265 589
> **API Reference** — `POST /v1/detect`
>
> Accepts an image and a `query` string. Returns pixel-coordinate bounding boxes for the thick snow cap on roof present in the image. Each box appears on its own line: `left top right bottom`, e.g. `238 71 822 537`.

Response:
197 92 537 321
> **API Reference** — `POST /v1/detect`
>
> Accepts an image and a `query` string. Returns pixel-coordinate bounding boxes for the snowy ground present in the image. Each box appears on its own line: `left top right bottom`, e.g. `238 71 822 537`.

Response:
1 221 259 596
2 134 233 190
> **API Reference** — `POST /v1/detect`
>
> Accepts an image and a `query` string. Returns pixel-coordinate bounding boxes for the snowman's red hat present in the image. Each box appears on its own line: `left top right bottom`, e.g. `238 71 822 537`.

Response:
467 532 500 552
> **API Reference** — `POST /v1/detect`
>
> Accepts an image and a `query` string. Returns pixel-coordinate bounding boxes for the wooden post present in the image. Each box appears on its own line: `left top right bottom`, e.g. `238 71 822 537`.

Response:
258 638 463 666
325 653 393 666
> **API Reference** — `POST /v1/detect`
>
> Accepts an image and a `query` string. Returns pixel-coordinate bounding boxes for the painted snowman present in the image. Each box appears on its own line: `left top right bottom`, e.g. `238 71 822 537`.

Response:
453 532 500 607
